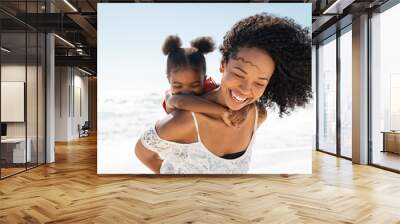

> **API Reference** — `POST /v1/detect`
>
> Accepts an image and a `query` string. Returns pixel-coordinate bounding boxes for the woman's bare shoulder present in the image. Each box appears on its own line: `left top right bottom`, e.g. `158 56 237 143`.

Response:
155 110 197 143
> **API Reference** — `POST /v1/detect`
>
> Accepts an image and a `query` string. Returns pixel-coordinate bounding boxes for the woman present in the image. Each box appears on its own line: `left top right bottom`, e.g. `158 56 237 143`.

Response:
135 13 312 174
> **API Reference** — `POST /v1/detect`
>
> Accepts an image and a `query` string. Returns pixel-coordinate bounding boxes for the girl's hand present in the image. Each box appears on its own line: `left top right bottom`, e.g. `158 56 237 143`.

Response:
230 105 250 128
221 109 233 127
164 90 172 106
164 91 175 113
165 90 173 107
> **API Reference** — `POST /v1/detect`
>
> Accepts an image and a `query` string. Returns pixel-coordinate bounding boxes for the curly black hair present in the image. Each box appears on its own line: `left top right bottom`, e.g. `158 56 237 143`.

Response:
162 35 215 77
220 13 312 117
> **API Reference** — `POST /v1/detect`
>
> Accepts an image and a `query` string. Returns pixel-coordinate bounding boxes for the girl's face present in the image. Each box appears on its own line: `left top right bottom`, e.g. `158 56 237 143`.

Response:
220 47 275 111
168 68 204 95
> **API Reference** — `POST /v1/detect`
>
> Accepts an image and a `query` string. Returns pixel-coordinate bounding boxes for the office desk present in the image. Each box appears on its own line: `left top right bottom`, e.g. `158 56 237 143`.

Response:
381 131 400 154
1 138 31 163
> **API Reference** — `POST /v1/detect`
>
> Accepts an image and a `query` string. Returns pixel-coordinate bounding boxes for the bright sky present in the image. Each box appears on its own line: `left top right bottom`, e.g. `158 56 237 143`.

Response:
98 3 311 95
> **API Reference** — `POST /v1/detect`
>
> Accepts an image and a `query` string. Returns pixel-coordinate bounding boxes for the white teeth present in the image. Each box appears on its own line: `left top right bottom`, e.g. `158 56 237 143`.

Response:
231 90 247 102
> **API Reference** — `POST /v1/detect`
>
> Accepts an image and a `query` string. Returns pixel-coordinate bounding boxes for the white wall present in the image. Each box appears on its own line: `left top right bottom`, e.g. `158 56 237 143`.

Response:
55 66 69 141
352 14 369 164
72 73 89 137
46 32 56 163
1 65 38 138
1 63 46 164
1 82 25 122
55 67 89 141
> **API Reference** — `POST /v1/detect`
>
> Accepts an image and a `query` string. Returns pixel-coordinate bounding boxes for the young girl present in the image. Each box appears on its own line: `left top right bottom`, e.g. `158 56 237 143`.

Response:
161 35 246 127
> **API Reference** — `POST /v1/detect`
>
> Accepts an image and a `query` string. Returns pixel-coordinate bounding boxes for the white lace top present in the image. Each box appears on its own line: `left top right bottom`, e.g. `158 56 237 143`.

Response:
140 107 258 174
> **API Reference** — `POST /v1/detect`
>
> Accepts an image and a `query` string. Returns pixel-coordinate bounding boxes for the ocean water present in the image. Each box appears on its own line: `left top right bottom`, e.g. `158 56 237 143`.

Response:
98 91 314 174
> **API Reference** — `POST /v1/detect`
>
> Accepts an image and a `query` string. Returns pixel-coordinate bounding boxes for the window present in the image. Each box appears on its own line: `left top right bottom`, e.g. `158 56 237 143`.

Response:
0 2 47 179
370 2 400 171
339 27 352 158
317 35 337 154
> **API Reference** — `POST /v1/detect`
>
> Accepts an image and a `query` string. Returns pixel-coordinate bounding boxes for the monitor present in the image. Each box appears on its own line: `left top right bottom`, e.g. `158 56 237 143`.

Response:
1 123 7 137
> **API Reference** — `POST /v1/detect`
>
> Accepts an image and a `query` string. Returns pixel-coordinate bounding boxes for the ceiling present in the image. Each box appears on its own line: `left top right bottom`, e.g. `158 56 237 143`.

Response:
311 0 391 44
1 0 394 75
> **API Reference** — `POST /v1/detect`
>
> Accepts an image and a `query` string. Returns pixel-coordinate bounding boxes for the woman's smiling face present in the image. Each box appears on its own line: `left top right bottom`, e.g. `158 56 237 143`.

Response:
220 47 275 111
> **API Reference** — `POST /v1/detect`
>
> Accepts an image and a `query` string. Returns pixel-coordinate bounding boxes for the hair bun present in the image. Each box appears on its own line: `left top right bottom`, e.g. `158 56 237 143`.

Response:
162 35 182 55
190 36 215 54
